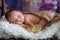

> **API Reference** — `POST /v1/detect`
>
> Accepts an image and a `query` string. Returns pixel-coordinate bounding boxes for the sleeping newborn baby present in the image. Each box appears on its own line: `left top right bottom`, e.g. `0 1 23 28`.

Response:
5 10 55 33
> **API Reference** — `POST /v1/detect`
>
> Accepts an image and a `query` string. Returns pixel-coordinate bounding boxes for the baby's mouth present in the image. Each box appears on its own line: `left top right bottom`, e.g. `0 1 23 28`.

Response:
15 22 23 25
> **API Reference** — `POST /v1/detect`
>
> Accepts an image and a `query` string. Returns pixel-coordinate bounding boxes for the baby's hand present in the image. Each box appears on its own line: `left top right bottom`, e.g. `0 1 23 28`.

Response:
21 24 27 28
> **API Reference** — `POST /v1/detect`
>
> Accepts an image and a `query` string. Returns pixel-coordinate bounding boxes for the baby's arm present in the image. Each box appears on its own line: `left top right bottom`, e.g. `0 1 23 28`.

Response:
24 14 34 27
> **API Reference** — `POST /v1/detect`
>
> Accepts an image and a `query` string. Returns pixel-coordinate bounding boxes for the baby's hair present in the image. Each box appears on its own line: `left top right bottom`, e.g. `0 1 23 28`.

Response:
5 9 20 21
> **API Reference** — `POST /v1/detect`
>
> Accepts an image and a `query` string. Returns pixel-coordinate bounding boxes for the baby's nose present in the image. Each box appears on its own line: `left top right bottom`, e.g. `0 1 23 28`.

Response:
18 18 21 21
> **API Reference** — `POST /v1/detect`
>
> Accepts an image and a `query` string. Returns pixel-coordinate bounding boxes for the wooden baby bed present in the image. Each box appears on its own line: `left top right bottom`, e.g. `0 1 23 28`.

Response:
0 0 59 40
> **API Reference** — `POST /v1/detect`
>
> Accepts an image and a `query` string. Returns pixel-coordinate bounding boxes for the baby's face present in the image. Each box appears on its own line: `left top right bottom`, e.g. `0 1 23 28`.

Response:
8 11 24 25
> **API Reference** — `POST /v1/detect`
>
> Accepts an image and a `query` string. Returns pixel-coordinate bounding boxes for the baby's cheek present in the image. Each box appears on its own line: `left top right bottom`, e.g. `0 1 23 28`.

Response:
21 16 24 22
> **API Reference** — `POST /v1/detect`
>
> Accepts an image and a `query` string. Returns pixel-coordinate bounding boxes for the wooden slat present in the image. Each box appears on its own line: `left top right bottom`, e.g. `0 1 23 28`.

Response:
1 0 6 16
0 0 2 7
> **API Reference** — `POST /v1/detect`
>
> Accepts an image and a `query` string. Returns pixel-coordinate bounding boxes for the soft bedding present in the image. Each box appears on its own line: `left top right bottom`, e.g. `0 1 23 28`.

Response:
0 16 60 40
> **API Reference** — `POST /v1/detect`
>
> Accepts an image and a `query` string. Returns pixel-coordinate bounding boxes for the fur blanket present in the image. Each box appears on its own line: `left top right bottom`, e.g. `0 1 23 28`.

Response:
0 16 60 40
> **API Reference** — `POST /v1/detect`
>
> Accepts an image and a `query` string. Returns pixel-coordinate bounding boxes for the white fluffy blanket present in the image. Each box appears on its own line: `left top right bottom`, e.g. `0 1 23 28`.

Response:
0 16 60 40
